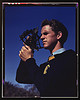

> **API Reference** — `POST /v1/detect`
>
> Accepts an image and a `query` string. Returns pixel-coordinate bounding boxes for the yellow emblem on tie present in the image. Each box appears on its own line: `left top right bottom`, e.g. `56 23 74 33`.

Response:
48 55 55 61
43 64 50 74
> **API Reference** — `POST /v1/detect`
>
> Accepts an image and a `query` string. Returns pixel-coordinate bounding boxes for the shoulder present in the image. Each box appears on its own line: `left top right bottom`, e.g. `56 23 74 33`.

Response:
54 49 77 75
63 49 76 60
55 49 76 59
64 49 76 55
54 49 76 68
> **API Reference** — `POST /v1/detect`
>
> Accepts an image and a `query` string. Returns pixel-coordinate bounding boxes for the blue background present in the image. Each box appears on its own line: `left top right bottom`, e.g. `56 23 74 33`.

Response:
4 5 76 87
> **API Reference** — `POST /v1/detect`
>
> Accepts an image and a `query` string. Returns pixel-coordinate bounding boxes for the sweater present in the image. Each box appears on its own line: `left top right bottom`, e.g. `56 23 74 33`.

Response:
16 49 77 97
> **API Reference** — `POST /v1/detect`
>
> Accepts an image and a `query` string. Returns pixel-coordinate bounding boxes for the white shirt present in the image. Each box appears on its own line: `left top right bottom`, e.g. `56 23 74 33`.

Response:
52 48 66 56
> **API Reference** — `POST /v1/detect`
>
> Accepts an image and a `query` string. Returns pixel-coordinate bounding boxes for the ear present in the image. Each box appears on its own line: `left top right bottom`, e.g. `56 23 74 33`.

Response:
57 31 62 40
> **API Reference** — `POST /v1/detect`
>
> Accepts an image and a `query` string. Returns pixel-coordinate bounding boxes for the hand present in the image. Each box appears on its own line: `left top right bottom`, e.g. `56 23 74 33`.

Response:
19 43 33 61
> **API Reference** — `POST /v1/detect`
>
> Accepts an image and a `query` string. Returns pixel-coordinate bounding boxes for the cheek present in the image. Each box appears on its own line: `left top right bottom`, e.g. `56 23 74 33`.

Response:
47 36 57 44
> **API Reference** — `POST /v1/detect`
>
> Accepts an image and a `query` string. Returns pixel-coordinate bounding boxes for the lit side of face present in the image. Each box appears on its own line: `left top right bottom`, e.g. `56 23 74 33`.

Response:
40 25 58 50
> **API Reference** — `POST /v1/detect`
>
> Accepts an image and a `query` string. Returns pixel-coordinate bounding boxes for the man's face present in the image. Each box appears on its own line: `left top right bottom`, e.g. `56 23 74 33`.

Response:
40 25 58 50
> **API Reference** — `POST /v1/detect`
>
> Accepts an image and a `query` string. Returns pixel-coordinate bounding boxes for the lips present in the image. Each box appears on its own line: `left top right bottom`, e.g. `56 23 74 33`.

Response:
42 41 47 44
43 41 46 42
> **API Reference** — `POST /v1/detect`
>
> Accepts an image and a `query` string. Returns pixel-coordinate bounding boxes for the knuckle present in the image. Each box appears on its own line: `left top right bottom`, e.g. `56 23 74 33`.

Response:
19 51 22 56
22 46 26 50
19 53 21 57
21 49 23 52
29 49 32 52
22 46 25 49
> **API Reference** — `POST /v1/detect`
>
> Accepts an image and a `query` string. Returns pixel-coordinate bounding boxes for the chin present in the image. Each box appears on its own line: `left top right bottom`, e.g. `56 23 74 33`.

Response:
43 45 50 49
44 45 54 50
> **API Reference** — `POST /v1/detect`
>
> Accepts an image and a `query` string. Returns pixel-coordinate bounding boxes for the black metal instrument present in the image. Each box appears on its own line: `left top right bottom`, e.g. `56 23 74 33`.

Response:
19 27 43 52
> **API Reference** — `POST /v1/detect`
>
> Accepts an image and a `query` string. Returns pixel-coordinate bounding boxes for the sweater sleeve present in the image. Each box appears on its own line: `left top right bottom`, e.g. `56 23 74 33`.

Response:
16 58 40 84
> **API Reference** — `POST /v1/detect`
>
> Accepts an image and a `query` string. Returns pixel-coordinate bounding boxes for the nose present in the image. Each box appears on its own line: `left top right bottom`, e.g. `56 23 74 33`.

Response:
40 34 45 40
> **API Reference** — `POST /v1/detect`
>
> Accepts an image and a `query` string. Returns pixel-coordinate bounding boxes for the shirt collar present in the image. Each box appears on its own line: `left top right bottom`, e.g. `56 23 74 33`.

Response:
52 48 66 56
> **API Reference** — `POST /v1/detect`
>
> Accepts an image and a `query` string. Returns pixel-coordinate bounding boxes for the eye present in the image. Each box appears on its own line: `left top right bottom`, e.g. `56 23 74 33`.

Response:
40 32 48 37
43 32 48 35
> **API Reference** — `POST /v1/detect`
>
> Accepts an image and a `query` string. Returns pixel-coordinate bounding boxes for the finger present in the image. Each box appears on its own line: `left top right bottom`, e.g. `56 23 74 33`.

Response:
19 51 23 57
19 50 24 56
22 46 27 50
19 51 26 59
23 43 31 50
25 45 31 50
19 51 21 55
19 55 26 61
21 49 23 52
23 42 26 46
22 44 28 50
23 43 29 49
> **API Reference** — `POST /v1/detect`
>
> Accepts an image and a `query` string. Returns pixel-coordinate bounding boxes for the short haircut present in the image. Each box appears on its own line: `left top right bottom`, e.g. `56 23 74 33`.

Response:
41 19 68 45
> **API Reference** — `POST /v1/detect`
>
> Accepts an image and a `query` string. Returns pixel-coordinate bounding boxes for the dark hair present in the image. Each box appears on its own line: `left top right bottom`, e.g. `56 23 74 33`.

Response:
41 19 68 45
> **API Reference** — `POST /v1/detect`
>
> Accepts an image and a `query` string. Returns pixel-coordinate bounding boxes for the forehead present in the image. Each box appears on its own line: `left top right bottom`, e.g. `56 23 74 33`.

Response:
41 25 52 33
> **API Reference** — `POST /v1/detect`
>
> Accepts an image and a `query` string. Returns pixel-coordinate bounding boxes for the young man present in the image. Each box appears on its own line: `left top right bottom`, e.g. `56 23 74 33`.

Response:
16 19 77 97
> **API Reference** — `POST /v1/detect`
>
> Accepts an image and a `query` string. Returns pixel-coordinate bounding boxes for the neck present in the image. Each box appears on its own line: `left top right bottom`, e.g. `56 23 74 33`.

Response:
50 42 63 54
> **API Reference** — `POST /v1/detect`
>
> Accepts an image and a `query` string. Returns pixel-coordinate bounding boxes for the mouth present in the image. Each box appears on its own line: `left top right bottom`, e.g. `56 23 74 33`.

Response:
42 41 47 44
